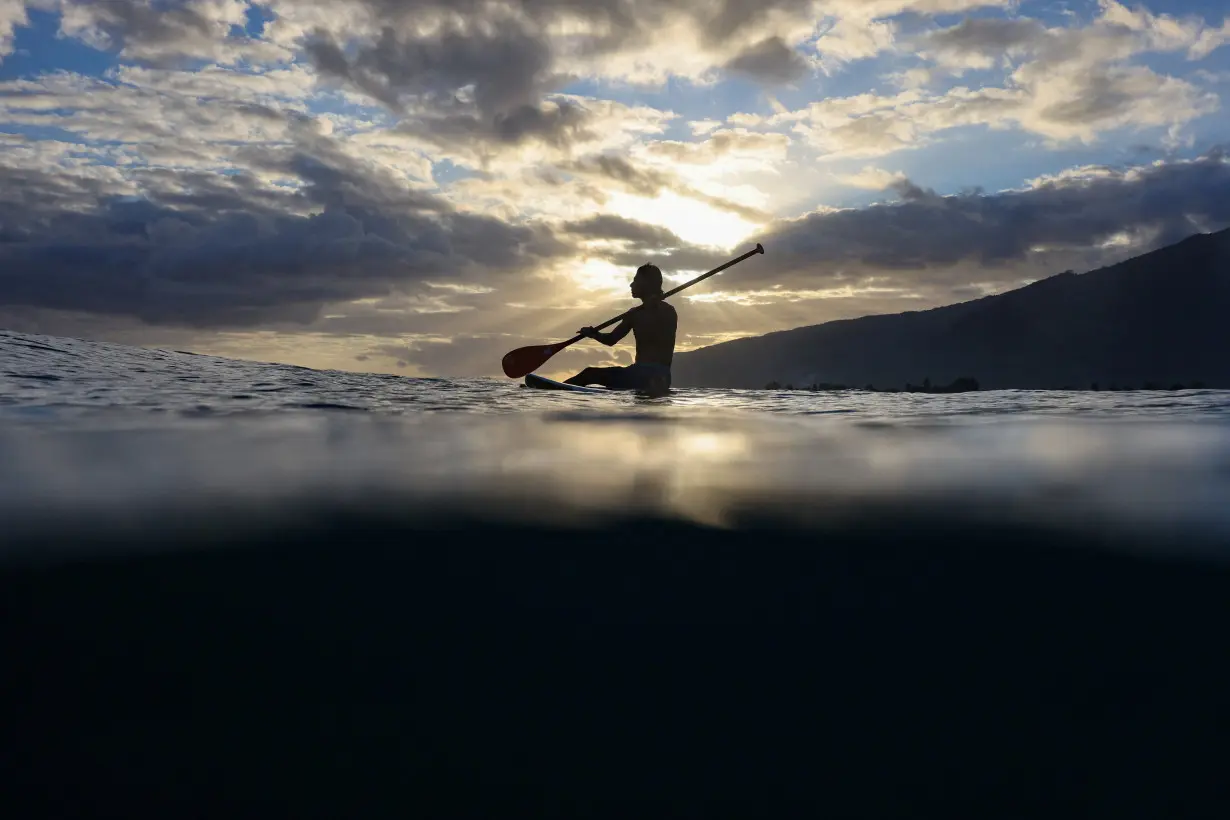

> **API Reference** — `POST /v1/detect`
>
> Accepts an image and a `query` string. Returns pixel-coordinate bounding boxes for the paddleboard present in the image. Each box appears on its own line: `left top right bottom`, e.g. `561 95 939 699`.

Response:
524 373 607 393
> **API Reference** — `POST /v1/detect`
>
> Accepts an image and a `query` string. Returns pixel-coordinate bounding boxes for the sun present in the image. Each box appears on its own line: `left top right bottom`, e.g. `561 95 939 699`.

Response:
605 190 760 250
564 190 762 294
571 257 633 294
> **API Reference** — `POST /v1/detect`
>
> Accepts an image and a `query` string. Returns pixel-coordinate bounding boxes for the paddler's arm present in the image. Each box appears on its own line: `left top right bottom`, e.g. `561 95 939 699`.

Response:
577 317 632 347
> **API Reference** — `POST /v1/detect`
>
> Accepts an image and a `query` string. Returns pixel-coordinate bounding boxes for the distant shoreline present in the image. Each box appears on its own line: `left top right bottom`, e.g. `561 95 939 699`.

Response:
760 378 1211 393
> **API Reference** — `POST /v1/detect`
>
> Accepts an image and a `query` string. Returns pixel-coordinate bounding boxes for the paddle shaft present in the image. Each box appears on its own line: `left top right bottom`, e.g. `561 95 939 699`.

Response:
564 242 766 346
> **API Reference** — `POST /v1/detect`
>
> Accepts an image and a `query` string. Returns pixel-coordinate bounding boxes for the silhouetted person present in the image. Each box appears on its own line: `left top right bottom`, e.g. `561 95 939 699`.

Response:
565 263 677 394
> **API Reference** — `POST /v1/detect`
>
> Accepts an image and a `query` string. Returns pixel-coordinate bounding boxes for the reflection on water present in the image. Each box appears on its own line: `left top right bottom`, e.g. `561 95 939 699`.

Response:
3 410 1230 562
3 328 1230 563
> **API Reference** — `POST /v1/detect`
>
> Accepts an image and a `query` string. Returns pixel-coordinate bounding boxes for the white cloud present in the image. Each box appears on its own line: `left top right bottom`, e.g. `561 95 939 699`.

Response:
919 1 1227 79
111 63 317 102
640 129 791 166
816 17 898 68
0 0 28 61
1190 20 1230 60
764 1 1224 159
0 69 312 155
813 0 1014 69
834 165 907 190
1193 69 1230 84
57 0 292 66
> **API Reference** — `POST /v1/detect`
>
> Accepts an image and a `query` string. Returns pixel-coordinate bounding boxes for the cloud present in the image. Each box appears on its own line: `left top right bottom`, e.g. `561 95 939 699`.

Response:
724 36 811 84
912 1 1229 83
808 0 1014 68
642 129 791 165
305 17 556 113
0 0 29 62
834 165 907 190
1190 21 1230 61
57 0 291 66
559 214 730 271
556 153 769 223
739 151 1230 294
561 214 687 247
918 17 1048 72
378 93 676 172
283 0 1022 155
290 0 827 154
0 67 320 158
1193 69 1230 85
742 2 1223 160
0 119 571 327
914 1 1214 74
786 58 1214 157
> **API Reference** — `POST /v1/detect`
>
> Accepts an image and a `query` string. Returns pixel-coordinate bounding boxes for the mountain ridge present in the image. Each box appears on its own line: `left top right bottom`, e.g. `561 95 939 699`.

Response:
673 228 1230 390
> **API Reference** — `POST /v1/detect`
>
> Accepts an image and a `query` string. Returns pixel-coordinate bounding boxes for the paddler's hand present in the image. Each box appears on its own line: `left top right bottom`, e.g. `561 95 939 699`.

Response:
577 327 598 339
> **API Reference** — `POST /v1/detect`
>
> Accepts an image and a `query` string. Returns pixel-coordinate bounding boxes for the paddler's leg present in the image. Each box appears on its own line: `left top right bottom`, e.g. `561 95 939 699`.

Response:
565 367 619 387
642 367 671 396
621 363 671 395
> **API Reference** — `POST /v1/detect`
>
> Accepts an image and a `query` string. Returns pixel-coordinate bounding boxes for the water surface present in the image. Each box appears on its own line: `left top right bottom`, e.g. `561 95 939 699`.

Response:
4 328 1230 560
6 329 1230 815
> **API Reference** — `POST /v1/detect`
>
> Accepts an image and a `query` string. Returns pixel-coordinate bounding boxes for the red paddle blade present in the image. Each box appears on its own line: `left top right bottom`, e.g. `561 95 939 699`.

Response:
502 344 561 378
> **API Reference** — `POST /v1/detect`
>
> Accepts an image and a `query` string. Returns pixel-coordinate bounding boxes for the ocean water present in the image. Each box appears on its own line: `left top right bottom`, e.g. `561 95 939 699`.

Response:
4 328 1230 557
5 328 1230 815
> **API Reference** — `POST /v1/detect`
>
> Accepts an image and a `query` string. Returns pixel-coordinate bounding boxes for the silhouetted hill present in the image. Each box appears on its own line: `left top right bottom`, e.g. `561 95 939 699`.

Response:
673 228 1230 390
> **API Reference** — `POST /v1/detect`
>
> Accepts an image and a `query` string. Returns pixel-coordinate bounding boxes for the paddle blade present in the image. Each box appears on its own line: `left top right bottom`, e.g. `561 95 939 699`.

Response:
502 343 563 378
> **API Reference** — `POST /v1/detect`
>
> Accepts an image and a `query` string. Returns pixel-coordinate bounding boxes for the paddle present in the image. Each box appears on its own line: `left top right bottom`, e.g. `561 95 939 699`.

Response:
501 243 765 378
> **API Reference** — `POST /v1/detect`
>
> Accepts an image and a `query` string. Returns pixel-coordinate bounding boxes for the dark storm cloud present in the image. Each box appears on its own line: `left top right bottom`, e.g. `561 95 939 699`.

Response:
0 130 570 327
745 150 1230 289
724 36 810 84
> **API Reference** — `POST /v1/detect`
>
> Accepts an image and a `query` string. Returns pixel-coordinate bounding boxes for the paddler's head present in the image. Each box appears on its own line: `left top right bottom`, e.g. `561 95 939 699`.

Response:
631 263 663 301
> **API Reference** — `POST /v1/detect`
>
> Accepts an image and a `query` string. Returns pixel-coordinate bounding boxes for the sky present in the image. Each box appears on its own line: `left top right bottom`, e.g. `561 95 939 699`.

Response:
1 0 1229 379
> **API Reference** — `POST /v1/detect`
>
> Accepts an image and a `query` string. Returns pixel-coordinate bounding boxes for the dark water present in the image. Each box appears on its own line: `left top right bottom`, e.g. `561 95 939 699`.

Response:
4 329 1230 816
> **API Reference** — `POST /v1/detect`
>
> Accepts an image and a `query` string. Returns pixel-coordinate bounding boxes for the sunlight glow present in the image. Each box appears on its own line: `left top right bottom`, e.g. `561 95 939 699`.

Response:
606 190 760 249
570 258 634 294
